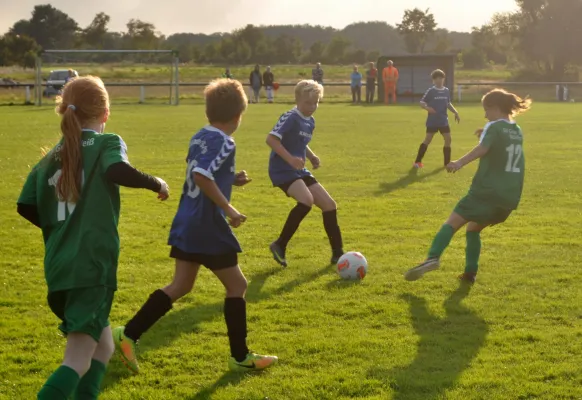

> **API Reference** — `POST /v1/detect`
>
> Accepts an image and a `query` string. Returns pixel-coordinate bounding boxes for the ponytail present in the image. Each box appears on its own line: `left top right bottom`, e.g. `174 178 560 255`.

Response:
57 106 83 203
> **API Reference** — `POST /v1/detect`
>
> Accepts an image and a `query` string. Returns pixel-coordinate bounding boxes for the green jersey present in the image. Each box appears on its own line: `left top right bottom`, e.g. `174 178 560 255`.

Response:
469 119 525 210
17 130 129 293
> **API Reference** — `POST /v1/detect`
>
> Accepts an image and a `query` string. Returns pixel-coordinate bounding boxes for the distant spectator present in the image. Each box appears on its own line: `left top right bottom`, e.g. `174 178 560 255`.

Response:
382 60 399 104
312 62 324 85
249 64 263 103
263 66 275 103
365 62 378 104
64 69 78 85
222 67 234 79
350 65 362 104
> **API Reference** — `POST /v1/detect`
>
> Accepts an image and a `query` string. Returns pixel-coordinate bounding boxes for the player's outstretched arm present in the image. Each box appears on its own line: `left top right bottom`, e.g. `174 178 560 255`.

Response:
447 145 489 173
448 103 461 122
194 173 246 228
105 162 169 200
266 135 305 170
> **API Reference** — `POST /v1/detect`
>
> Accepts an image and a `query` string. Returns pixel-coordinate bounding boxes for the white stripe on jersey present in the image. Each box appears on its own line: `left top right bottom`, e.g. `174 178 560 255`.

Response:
270 110 294 139
208 140 235 175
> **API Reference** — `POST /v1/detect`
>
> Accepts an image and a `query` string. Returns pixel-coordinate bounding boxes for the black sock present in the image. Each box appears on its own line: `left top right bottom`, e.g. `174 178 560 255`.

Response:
224 297 249 362
323 209 343 254
276 202 312 249
444 146 452 165
415 143 428 163
124 289 173 342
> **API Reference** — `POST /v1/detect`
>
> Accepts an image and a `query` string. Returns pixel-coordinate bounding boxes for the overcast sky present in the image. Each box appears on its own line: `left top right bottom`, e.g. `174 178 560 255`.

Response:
0 0 518 35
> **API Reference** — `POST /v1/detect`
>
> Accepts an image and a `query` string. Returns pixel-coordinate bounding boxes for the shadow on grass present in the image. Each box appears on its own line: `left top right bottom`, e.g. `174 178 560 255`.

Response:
376 167 445 196
184 371 246 400
102 263 331 393
386 284 488 400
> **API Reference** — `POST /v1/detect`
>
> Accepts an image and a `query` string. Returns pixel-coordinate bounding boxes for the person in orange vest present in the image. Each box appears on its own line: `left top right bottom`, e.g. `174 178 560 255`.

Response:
382 60 399 104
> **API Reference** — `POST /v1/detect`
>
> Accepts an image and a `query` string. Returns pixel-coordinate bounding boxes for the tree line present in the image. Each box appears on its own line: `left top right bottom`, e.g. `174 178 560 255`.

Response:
1 1 581 81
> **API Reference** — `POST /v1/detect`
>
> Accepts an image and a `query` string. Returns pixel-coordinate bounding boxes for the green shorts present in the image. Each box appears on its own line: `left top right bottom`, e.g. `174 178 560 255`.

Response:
47 286 115 342
454 194 513 226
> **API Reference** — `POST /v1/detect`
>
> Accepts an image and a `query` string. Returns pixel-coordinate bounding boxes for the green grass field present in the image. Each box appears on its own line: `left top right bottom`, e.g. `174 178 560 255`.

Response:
1 102 581 400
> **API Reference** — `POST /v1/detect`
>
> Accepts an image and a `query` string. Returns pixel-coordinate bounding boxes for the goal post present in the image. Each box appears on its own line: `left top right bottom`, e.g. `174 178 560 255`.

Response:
35 49 180 106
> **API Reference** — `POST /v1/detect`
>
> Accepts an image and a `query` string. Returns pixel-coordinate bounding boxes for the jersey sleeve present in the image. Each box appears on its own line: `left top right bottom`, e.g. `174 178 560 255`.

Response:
100 134 130 172
479 122 496 148
421 88 433 103
192 134 235 181
269 112 296 140
17 167 38 206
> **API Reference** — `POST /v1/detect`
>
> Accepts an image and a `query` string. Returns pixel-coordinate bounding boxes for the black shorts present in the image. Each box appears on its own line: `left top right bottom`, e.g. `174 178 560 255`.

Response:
277 175 318 195
427 126 451 134
169 247 238 270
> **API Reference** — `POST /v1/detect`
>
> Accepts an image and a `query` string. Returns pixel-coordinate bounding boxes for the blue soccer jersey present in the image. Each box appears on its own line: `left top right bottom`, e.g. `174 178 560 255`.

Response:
168 126 241 255
421 86 451 128
268 107 315 186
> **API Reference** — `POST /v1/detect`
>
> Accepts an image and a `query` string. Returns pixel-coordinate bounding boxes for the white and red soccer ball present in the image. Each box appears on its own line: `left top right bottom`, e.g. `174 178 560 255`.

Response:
336 251 368 280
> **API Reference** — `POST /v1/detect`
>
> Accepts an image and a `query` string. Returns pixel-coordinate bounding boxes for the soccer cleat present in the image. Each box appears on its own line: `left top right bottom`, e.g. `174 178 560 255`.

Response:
331 250 344 265
269 242 287 267
404 257 440 281
228 352 278 372
413 162 424 169
458 272 477 284
113 326 139 374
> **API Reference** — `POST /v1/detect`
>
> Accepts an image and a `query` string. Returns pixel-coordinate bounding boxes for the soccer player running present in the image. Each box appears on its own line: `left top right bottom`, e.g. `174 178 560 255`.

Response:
18 76 170 399
267 80 344 267
414 69 460 168
113 79 278 374
405 89 531 284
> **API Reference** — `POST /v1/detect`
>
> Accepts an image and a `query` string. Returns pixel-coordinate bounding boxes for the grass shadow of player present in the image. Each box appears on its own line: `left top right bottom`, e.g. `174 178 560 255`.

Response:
184 371 246 400
386 284 488 400
325 277 363 290
102 263 331 391
376 167 445 196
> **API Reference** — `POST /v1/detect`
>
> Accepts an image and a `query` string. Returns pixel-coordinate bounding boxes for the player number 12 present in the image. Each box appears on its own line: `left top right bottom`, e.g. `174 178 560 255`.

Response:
505 144 522 173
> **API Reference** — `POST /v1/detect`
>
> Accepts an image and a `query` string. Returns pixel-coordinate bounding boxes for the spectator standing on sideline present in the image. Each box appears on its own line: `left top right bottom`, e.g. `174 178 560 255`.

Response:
382 60 399 104
350 65 363 104
249 65 263 103
263 66 275 103
365 62 378 103
312 63 324 85
64 69 78 84
222 67 234 79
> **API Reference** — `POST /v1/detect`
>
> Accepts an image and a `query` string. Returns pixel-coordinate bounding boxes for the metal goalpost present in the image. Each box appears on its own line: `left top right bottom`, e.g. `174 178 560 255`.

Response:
34 49 180 106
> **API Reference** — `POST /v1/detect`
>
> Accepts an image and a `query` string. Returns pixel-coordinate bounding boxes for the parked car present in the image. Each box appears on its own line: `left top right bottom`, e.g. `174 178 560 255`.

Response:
43 69 78 97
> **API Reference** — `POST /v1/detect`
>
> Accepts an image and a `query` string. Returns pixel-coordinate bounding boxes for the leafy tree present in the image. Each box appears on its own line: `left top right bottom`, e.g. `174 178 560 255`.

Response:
305 41 325 63
396 8 437 54
9 4 78 49
0 34 40 68
324 35 351 63
367 50 380 62
125 19 162 50
461 47 487 69
83 13 110 49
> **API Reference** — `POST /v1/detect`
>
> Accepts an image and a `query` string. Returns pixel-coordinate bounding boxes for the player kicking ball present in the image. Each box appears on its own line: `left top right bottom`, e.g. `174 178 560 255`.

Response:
113 79 277 375
405 88 531 284
267 80 344 267
414 69 460 168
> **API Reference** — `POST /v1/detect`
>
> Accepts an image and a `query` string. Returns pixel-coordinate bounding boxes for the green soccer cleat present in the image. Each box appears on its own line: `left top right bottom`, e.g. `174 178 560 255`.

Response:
269 242 287 268
228 352 278 372
404 257 440 281
113 326 139 374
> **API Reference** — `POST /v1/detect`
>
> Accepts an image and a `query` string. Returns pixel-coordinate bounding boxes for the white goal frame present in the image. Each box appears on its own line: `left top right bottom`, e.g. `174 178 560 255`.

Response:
34 49 180 106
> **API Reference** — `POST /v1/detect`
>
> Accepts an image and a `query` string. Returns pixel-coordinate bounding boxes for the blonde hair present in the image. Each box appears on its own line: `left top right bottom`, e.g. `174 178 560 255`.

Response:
295 79 324 101
204 78 248 123
54 76 109 203
482 88 532 117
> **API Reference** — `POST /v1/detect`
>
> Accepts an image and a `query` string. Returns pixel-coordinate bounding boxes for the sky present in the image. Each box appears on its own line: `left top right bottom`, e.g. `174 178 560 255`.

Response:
0 0 518 35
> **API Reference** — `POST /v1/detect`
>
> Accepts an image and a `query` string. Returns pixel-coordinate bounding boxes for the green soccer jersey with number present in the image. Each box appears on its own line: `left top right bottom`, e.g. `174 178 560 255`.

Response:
469 119 525 210
17 130 129 293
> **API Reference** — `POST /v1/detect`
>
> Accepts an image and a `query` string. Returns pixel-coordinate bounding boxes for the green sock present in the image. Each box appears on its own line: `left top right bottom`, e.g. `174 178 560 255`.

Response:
74 359 107 400
465 231 482 274
37 365 80 400
428 224 455 259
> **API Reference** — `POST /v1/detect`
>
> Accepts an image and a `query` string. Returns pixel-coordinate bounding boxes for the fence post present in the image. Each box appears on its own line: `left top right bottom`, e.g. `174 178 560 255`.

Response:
25 86 31 104
140 86 145 104
457 84 462 103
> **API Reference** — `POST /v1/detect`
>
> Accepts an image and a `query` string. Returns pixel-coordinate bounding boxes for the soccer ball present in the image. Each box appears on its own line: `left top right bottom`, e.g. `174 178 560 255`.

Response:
336 252 368 280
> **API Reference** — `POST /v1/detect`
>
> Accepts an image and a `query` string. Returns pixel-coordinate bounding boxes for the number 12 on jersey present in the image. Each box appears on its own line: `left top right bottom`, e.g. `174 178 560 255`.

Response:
505 144 522 173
